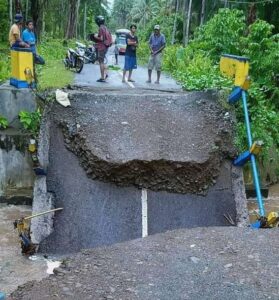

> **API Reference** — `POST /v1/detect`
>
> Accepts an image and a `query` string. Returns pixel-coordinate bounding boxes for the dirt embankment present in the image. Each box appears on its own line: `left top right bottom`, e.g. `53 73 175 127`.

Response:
51 90 236 194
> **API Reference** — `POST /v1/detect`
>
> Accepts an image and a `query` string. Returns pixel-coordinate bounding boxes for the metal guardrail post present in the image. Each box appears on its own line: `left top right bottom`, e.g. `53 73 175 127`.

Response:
241 90 265 216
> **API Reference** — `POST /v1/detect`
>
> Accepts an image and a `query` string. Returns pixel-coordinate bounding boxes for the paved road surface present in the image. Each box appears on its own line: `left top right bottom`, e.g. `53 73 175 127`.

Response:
74 48 181 91
10 227 279 300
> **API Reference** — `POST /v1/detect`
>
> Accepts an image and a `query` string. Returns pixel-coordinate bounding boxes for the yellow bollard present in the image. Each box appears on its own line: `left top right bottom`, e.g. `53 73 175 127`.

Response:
10 48 34 88
220 54 250 88
250 140 264 155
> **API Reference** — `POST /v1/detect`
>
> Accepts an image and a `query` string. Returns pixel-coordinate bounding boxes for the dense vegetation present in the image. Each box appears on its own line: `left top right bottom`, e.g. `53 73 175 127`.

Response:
160 9 279 156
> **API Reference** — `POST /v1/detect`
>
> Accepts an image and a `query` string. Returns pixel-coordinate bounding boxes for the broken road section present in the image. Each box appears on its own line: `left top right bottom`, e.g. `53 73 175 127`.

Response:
54 90 235 194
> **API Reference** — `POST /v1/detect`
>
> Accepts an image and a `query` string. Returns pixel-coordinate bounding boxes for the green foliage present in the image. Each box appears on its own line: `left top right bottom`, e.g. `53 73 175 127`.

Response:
0 45 10 83
175 54 231 90
36 38 74 90
192 9 245 61
235 83 279 155
137 42 150 64
0 115 8 129
38 38 70 61
19 109 42 137
161 9 279 156
0 0 9 42
108 65 121 71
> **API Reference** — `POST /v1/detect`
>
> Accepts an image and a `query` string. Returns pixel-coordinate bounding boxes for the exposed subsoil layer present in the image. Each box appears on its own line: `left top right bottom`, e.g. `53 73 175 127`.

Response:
10 227 279 300
50 90 236 194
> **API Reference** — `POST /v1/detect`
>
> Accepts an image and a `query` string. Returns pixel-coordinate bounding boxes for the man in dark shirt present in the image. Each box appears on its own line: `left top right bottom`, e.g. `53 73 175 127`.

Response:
122 24 138 83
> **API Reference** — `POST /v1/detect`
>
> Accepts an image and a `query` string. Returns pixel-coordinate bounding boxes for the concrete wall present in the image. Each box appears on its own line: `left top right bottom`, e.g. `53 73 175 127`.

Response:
0 83 36 128
0 131 34 199
0 83 36 201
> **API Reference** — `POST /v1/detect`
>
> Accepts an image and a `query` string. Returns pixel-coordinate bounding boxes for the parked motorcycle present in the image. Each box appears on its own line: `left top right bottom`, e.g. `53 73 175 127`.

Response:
63 47 84 73
76 41 97 64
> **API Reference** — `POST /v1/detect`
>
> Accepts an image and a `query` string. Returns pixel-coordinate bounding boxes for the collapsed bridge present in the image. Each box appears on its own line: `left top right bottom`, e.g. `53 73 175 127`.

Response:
31 89 248 254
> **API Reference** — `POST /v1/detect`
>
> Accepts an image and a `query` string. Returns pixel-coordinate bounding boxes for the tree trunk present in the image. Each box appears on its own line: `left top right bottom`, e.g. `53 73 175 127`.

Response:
171 0 179 45
9 0 13 26
247 3 257 26
15 0 22 14
25 0 29 19
66 0 78 39
182 0 189 46
200 0 205 26
42 9 45 36
83 2 87 40
75 0 80 38
185 0 192 46
31 0 41 40
224 0 228 8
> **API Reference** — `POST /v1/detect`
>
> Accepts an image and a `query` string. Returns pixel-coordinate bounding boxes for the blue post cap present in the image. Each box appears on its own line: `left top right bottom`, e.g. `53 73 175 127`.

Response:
251 220 261 229
228 86 242 104
221 53 250 62
0 292 6 300
10 47 33 52
233 150 251 167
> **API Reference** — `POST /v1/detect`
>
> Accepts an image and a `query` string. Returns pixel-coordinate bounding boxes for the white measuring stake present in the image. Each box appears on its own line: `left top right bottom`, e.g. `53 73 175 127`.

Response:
141 188 148 237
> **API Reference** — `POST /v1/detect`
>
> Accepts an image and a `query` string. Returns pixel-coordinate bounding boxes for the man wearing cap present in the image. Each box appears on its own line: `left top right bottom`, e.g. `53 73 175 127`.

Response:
9 14 30 48
147 25 166 84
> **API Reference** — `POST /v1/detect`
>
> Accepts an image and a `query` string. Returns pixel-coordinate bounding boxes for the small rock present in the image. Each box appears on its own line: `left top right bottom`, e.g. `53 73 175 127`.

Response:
190 256 200 264
190 244 196 248
224 263 233 268
121 121 129 125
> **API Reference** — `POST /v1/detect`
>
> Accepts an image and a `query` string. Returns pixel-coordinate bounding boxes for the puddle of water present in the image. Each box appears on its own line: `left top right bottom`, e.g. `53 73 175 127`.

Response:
247 183 279 223
0 204 61 295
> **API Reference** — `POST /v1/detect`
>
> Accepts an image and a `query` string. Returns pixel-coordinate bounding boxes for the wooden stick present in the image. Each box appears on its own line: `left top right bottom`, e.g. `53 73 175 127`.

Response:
24 208 63 220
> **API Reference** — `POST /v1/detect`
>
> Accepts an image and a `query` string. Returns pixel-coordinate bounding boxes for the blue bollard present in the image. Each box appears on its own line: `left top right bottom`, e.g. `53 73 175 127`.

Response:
0 292 6 300
233 150 251 166
241 90 265 217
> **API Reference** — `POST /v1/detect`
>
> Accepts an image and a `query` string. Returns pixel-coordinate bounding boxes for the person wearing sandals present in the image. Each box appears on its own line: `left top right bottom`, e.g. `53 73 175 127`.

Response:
93 15 109 83
147 25 166 84
122 24 138 83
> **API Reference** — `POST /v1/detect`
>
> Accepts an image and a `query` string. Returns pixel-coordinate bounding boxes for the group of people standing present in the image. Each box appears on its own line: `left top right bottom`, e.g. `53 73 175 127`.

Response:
8 13 166 84
9 13 45 65
94 16 166 84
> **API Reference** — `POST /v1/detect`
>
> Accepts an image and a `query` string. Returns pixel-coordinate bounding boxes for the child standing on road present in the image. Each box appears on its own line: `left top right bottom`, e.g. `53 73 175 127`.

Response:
114 44 119 65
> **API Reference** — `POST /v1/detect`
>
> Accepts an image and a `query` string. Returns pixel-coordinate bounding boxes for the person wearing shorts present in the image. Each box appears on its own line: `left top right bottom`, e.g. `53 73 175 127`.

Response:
93 15 109 82
147 25 166 84
122 24 138 83
114 44 119 65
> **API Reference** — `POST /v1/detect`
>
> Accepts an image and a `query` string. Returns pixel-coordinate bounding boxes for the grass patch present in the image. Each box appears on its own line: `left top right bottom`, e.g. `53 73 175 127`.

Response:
0 45 11 83
37 60 74 90
108 65 121 71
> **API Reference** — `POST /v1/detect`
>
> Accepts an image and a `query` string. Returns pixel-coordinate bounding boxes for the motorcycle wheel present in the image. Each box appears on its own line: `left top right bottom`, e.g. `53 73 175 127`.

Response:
75 57 84 73
63 58 70 69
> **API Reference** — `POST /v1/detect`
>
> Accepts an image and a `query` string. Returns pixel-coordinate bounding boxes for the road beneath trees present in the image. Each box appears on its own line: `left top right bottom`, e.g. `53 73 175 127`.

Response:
74 48 181 91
